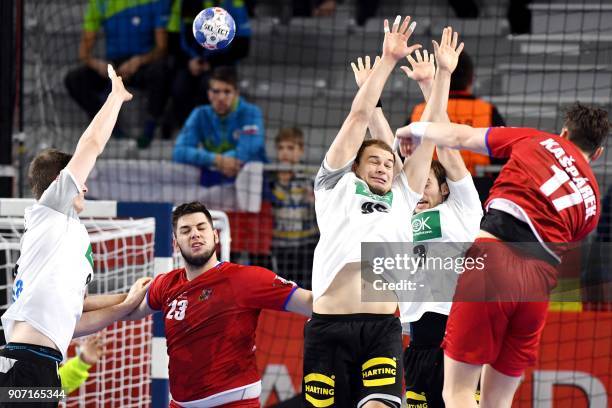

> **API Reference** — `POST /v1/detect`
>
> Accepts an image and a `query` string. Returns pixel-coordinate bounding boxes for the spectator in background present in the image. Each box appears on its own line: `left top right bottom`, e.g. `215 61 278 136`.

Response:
64 0 171 148
173 66 266 188
60 334 104 395
159 0 251 143
269 128 318 290
409 51 506 176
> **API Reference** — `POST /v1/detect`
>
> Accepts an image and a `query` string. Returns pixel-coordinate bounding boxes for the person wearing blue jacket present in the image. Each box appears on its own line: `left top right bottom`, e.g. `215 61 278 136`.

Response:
173 66 266 188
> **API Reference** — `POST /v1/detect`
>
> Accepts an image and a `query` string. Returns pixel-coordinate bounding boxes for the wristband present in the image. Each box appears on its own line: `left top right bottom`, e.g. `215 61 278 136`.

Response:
410 121 432 140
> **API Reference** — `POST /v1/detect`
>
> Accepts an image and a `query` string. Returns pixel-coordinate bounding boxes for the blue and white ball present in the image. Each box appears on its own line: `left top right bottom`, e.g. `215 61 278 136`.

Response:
192 7 236 51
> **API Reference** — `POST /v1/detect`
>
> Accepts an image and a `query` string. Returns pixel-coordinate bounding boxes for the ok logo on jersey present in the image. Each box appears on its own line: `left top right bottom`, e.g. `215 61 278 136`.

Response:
361 202 389 214
166 299 188 320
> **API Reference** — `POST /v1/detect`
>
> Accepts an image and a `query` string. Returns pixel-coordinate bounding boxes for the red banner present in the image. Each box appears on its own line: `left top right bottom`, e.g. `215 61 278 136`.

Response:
256 310 611 407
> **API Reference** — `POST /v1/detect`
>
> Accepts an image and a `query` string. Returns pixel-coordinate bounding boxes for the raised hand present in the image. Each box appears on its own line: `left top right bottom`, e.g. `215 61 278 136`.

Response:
397 136 420 158
400 49 435 84
382 15 421 62
432 26 464 74
108 64 133 102
350 55 381 88
79 333 104 365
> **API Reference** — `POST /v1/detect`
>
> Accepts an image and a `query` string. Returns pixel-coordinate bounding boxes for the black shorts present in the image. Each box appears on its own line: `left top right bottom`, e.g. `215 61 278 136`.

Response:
0 343 62 408
303 313 403 408
404 312 447 408
404 313 480 408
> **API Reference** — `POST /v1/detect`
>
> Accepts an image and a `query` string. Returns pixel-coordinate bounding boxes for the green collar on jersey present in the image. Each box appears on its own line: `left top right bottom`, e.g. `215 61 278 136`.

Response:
355 180 393 206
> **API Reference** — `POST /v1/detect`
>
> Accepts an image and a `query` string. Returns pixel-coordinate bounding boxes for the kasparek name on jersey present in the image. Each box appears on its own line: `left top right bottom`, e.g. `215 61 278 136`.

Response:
540 138 597 220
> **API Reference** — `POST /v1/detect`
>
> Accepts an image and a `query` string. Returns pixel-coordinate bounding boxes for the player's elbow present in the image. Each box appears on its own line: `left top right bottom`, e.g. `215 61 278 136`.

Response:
454 125 475 149
346 104 374 124
295 289 313 317
172 146 190 164
285 288 313 317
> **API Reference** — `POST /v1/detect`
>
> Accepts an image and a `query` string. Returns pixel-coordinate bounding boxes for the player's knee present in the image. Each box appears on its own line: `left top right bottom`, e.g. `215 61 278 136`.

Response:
442 387 453 404
442 388 473 406
442 387 461 404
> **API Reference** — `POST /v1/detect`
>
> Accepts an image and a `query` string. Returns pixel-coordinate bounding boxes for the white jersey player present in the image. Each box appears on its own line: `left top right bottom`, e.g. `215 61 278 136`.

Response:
1 66 150 397
401 154 482 408
348 27 475 408
385 31 482 408
302 20 465 408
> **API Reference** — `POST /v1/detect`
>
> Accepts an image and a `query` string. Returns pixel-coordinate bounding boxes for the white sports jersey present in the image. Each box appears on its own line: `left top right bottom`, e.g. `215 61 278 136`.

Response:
399 175 482 324
2 170 93 359
312 158 421 300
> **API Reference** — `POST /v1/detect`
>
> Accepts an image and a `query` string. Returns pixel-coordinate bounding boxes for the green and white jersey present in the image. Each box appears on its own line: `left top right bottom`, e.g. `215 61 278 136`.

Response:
312 158 422 301
2 170 94 359
399 175 483 323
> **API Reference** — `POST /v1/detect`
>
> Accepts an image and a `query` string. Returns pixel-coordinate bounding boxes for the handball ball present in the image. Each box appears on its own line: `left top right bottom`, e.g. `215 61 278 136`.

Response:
192 7 236 51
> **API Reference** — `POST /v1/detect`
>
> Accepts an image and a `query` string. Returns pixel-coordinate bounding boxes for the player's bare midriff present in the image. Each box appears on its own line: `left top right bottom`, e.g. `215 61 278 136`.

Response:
9 321 59 350
314 262 398 315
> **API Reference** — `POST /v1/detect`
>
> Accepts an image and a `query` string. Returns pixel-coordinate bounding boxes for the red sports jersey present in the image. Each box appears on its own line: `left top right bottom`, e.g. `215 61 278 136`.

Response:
485 127 601 260
147 262 297 403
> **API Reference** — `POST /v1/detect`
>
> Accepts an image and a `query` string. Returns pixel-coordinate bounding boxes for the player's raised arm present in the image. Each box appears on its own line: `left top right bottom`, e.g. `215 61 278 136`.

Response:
326 16 420 169
402 37 470 182
66 65 133 188
397 122 489 155
350 55 401 174
400 48 436 102
401 27 464 193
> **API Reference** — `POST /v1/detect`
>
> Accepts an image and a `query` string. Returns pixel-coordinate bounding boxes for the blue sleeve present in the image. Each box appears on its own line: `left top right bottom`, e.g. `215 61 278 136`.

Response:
234 104 266 163
173 109 216 167
180 24 201 59
155 0 171 28
227 2 251 37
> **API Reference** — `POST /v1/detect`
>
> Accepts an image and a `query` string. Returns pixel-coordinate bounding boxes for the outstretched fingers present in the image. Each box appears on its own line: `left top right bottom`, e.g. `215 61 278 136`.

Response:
399 15 411 34
456 41 465 55
415 49 423 63
373 55 381 68
406 43 422 55
407 54 418 68
392 15 401 33
107 64 117 79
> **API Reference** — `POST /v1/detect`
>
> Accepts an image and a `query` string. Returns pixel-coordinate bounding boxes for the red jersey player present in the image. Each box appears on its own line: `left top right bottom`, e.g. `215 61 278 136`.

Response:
125 201 313 407
395 102 609 408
